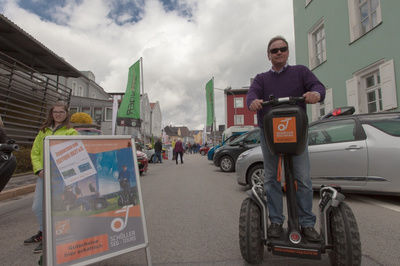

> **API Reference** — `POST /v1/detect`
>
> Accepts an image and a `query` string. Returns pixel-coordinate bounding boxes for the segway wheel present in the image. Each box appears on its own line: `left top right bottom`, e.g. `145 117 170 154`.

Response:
329 202 362 266
239 198 264 264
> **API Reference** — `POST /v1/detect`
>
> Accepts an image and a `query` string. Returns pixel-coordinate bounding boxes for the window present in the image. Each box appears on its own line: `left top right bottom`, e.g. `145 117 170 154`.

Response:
82 107 91 116
234 115 244 125
346 60 397 114
348 0 381 42
94 107 102 122
72 82 77 96
105 107 113 121
308 18 326 69
78 86 83 97
69 107 78 114
254 114 257 125
311 88 333 121
308 119 356 145
234 97 244 108
365 71 382 113
363 114 400 136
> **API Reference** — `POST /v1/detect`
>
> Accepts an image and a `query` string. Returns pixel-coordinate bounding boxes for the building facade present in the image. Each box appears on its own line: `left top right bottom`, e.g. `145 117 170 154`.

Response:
224 87 257 128
150 102 162 139
293 0 398 121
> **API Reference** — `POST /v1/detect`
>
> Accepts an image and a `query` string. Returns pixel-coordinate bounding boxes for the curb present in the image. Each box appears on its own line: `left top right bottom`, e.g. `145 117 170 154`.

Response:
0 184 36 201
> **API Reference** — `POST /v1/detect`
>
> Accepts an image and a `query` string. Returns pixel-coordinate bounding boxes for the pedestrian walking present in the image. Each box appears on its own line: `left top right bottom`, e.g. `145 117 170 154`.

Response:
154 139 163 163
24 101 78 253
174 139 184 164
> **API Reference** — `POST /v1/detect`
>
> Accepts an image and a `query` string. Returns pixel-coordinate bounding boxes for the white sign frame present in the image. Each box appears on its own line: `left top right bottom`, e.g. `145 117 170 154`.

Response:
43 135 151 266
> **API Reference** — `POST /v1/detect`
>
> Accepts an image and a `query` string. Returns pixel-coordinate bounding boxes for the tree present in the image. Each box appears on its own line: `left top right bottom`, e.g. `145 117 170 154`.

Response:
71 112 93 124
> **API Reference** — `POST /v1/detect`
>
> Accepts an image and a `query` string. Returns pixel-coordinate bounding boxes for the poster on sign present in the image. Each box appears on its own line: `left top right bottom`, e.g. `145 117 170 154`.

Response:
43 135 150 266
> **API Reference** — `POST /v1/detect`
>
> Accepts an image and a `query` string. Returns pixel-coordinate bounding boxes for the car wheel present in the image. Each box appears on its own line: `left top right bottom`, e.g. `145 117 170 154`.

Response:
220 156 234 172
247 163 264 187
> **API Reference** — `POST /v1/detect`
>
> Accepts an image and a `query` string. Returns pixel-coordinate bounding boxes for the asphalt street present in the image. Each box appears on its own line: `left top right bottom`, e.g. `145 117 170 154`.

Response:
0 153 399 265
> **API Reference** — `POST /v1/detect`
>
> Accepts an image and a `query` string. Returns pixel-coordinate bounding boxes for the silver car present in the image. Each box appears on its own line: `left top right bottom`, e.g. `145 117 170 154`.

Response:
236 111 400 196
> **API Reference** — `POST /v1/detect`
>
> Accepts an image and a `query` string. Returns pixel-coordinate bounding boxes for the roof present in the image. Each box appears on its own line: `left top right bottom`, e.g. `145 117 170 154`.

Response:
163 126 191 137
0 14 82 77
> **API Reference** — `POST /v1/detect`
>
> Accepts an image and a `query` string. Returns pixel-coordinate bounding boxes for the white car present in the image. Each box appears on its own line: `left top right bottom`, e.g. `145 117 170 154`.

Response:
236 111 400 195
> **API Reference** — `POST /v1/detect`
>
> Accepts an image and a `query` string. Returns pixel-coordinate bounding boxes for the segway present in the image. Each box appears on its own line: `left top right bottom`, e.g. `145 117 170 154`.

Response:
239 96 361 265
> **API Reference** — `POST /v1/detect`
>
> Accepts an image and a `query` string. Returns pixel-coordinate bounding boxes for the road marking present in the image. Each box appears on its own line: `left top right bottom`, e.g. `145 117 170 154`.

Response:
357 198 400 213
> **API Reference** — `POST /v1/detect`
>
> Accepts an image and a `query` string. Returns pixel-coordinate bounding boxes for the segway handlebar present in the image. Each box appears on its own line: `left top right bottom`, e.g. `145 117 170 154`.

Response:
0 143 19 152
261 96 305 107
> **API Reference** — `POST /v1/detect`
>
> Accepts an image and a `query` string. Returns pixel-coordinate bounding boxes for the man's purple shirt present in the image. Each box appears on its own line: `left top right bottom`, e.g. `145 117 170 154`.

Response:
246 65 326 128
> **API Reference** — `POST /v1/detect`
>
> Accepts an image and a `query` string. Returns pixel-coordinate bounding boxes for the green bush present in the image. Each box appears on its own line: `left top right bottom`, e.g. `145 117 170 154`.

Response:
14 145 33 174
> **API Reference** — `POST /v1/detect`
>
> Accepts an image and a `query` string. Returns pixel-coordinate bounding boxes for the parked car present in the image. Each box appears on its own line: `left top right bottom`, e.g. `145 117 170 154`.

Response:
236 111 400 196
199 145 210 156
207 132 247 160
75 127 102 135
213 128 260 172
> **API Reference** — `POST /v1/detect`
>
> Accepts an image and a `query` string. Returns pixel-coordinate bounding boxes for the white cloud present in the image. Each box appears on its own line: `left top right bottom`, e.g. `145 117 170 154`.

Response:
2 0 294 130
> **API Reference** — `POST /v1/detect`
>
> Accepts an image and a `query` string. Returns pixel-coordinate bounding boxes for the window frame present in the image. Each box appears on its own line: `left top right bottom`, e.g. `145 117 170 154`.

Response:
234 114 244 125
308 18 327 69
105 107 113 121
348 0 382 42
234 97 244 108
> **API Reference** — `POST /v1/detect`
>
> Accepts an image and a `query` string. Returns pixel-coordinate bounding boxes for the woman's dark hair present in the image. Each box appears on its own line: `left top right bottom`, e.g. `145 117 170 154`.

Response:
40 101 72 132
267 35 289 52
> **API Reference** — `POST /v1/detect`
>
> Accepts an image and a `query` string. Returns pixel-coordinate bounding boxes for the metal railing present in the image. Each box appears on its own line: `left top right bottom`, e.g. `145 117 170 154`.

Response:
0 51 72 145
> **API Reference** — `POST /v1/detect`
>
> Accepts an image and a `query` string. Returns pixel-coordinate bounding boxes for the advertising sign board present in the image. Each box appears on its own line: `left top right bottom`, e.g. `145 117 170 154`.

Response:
43 136 150 266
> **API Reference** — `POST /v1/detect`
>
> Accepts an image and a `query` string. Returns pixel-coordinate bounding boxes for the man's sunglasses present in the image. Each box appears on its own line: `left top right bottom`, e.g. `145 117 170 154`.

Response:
269 46 288 54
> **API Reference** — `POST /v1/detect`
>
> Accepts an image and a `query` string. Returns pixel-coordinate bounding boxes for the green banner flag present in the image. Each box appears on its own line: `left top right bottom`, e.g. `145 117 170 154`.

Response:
205 78 214 127
117 59 141 127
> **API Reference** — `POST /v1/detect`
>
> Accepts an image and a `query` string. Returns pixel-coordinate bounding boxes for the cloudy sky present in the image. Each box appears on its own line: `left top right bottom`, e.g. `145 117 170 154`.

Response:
0 0 295 130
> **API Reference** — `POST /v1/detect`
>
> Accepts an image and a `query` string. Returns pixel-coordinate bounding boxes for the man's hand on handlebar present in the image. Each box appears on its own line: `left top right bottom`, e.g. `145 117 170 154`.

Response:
303 91 321 104
249 99 264 111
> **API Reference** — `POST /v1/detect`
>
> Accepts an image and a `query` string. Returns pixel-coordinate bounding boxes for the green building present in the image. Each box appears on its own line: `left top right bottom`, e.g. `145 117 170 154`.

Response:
293 0 399 121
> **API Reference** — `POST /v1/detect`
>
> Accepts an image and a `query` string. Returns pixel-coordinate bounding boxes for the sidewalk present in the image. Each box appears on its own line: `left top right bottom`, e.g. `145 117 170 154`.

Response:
0 173 37 201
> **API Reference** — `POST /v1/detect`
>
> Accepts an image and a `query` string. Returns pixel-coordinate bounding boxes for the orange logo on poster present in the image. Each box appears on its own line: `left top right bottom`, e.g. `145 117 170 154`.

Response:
273 117 297 143
55 220 70 236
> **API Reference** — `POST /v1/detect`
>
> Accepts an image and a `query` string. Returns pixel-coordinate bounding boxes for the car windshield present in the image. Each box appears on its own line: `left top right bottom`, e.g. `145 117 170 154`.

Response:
230 129 259 145
225 134 242 144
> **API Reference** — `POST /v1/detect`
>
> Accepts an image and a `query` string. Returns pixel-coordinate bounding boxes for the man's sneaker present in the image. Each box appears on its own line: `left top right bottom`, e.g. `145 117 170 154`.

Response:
24 231 42 245
33 242 42 254
302 227 321 242
267 223 283 238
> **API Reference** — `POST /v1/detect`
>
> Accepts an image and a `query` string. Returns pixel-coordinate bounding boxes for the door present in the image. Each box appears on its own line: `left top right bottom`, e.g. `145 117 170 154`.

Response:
308 119 368 187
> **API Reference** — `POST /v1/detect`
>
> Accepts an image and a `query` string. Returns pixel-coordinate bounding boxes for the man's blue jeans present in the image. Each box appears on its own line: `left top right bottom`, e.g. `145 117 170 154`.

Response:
32 177 43 231
260 128 316 227
155 151 162 163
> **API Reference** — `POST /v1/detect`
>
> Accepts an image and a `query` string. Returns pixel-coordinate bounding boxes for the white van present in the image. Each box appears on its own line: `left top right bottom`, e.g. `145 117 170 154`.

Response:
222 126 255 142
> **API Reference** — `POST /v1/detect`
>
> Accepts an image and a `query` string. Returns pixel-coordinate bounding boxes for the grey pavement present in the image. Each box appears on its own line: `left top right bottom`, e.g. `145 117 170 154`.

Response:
0 172 37 201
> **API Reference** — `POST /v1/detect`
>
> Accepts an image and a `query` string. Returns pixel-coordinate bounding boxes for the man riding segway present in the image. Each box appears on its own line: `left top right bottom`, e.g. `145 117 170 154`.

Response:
247 35 324 242
240 36 361 265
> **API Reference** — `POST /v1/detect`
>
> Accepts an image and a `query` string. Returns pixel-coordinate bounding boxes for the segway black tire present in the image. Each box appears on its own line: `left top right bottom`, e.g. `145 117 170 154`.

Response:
329 202 362 266
239 198 264 264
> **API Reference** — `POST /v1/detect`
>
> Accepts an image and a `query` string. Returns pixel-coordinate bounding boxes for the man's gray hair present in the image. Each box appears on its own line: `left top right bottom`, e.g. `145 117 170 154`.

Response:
267 35 289 52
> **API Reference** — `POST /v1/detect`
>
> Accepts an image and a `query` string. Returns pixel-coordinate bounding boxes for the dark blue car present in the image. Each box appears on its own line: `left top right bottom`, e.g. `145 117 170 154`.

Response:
207 132 247 160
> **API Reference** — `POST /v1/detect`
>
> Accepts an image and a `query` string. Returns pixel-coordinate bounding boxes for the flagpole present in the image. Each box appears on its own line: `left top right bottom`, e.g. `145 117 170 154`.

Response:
212 77 216 146
111 95 118 135
140 57 144 142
